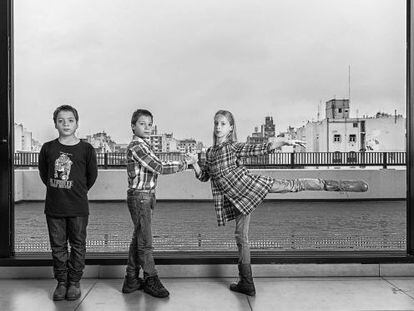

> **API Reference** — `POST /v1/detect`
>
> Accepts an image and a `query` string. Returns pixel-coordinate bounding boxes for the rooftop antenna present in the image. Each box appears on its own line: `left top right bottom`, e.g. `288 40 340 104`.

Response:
348 65 351 104
317 100 321 122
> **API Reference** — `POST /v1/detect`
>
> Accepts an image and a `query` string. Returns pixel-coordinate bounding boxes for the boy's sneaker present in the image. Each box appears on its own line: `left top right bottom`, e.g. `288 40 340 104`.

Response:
143 275 169 298
53 281 67 301
122 275 144 293
66 281 81 301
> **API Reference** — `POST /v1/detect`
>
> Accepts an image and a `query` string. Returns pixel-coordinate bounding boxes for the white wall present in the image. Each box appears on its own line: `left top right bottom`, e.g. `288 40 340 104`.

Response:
14 170 23 202
365 117 405 151
15 168 406 201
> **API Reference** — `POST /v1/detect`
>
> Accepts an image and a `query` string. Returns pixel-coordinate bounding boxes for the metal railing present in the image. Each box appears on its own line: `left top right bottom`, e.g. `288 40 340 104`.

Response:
14 151 406 169
241 151 406 168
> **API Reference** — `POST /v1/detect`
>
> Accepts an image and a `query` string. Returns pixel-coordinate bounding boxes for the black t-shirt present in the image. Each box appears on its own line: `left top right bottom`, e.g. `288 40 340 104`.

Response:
38 139 98 217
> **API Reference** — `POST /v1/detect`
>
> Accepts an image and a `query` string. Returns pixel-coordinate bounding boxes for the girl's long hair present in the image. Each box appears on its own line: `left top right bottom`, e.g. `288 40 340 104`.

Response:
213 110 238 146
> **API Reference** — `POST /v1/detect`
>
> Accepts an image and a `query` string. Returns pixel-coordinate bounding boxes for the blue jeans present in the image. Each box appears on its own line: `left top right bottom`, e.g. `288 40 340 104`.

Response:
235 213 251 264
46 215 88 283
126 190 157 278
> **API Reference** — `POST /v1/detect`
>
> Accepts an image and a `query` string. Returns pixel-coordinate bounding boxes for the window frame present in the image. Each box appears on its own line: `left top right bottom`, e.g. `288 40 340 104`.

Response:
1 0 414 265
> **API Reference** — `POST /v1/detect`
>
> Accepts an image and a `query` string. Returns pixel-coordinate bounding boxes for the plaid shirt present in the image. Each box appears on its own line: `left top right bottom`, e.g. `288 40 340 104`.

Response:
197 141 274 226
127 135 188 191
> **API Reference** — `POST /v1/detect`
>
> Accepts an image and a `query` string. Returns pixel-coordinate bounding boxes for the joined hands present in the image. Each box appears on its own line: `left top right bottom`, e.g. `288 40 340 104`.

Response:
185 152 199 165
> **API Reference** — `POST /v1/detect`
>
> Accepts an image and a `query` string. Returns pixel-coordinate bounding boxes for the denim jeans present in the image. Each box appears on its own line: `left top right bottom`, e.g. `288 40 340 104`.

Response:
126 190 157 279
234 213 251 264
46 215 88 283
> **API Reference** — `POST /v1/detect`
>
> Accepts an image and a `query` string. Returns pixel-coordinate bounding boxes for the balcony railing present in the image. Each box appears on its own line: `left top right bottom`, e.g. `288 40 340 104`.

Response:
13 151 406 169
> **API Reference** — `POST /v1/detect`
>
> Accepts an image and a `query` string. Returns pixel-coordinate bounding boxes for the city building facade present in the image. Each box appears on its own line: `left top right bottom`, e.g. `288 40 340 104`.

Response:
296 99 406 152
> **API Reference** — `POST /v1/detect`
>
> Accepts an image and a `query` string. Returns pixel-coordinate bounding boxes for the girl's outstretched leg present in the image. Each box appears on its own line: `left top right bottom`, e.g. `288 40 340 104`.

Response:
269 178 368 193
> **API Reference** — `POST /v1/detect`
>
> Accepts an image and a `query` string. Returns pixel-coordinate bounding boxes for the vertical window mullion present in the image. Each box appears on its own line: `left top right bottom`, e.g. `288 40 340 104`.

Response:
0 0 13 258
407 0 414 255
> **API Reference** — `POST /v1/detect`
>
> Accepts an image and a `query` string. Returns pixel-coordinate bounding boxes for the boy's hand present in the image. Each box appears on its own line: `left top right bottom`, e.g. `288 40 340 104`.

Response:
185 152 198 165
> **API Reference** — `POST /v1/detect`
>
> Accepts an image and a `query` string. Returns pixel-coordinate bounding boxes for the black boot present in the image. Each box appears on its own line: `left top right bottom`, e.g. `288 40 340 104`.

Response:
122 274 144 293
52 281 67 301
324 180 368 192
66 281 81 301
230 264 256 296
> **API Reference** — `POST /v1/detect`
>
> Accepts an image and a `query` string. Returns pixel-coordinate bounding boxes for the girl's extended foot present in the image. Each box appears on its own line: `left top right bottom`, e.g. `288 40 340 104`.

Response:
324 180 368 192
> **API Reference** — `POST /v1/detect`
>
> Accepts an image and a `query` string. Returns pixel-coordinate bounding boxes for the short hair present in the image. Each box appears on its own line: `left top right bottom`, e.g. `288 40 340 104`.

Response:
213 110 238 145
131 109 153 126
53 105 79 124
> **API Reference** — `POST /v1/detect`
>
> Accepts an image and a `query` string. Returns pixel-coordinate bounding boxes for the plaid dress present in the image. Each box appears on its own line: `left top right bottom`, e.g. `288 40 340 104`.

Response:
197 141 275 226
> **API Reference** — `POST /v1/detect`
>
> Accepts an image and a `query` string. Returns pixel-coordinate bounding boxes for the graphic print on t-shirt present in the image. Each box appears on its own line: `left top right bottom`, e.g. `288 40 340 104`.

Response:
50 152 73 189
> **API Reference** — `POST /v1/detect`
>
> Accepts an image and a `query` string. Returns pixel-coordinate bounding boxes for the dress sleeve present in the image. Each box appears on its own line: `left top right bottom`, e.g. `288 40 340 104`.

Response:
195 148 211 182
231 142 272 158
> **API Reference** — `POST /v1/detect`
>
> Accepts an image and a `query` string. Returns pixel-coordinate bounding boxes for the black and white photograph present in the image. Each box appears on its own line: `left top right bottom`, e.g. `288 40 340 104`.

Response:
1 0 413 310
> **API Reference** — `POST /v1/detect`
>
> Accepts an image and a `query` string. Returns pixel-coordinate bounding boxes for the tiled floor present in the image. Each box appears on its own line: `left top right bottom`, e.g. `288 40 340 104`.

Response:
1 277 414 311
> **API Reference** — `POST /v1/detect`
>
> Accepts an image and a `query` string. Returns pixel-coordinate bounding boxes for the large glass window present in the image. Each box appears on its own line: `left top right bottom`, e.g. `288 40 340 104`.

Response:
13 0 406 254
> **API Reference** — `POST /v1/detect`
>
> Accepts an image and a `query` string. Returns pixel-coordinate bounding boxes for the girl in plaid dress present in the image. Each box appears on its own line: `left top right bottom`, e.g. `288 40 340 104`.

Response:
190 110 368 296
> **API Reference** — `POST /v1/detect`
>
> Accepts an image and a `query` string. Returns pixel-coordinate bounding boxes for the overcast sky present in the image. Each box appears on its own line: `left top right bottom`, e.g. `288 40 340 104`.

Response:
14 0 406 146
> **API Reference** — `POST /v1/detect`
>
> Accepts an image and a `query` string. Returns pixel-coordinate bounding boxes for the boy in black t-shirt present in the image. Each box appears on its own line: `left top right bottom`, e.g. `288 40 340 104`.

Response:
38 105 97 301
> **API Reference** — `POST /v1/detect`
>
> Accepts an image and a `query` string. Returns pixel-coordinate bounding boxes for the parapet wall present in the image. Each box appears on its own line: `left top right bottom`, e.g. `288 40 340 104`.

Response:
15 168 406 201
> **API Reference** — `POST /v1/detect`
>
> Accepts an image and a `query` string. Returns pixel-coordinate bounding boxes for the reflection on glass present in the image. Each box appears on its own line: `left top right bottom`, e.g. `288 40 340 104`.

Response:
14 0 406 253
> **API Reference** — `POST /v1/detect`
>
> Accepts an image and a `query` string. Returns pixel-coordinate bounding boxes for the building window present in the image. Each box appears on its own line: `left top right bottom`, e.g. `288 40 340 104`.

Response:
338 108 342 113
349 134 356 142
353 122 358 128
333 134 341 142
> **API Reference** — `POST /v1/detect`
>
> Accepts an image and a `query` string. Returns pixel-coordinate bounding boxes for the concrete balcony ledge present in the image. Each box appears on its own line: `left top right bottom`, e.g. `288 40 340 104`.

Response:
15 168 406 201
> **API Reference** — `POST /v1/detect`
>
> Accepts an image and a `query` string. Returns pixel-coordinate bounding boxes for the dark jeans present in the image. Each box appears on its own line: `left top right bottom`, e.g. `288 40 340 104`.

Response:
126 190 157 279
46 215 88 283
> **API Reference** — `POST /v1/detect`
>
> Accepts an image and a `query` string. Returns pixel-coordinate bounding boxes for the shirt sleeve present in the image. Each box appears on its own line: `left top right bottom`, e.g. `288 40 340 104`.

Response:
86 144 98 190
130 143 188 175
231 142 272 158
38 143 48 186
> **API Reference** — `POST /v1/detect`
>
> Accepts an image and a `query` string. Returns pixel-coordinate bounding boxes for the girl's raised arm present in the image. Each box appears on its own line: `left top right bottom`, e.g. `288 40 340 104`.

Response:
231 142 273 158
232 138 306 158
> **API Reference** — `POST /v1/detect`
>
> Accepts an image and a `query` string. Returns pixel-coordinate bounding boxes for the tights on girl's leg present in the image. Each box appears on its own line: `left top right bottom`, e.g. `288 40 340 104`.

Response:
269 178 368 193
234 214 251 264
269 178 325 193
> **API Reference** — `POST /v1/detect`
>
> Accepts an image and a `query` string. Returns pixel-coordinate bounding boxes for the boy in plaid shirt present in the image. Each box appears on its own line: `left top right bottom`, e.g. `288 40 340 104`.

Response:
122 109 195 298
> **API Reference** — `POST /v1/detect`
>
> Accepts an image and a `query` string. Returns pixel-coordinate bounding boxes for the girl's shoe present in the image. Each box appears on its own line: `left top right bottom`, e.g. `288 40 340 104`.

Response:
229 264 256 296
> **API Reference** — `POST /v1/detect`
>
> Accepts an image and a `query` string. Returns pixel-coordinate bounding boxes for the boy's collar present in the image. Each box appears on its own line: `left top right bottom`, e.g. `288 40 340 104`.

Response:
132 135 151 145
